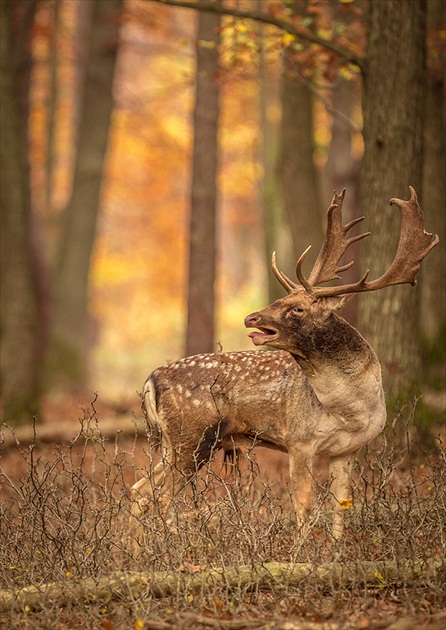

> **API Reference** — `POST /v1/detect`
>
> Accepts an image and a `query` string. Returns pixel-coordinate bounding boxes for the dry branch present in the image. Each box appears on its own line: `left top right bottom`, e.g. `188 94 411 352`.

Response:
0 416 147 449
0 560 441 613
149 0 365 69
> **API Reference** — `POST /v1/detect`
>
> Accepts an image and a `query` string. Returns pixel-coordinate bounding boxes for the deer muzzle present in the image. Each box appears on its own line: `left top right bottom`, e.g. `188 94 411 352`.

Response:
244 313 278 345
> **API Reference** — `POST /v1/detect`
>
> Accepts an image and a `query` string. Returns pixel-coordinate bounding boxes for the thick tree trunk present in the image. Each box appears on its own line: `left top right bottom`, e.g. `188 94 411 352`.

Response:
0 1 39 423
421 0 446 348
185 4 221 356
358 0 427 401
44 0 122 391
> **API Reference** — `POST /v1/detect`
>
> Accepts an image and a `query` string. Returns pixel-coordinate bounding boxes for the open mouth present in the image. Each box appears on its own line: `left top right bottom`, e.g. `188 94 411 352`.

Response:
247 326 278 345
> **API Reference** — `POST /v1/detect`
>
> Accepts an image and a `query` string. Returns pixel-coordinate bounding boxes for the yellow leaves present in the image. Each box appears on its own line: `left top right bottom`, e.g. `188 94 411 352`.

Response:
198 39 216 49
373 571 387 588
134 620 144 630
66 571 73 578
283 32 296 48
339 64 356 80
339 499 353 509
318 27 333 41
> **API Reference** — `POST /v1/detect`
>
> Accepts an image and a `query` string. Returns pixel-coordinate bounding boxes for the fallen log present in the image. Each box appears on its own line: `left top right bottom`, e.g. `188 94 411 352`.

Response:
0 560 441 613
0 415 147 449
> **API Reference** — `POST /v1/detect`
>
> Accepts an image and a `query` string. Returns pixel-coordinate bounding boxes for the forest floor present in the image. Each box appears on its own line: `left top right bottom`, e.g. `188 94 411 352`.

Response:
0 394 445 630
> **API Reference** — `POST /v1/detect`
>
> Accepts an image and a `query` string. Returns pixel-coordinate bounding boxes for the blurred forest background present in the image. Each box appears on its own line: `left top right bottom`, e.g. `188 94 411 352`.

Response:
1 0 445 426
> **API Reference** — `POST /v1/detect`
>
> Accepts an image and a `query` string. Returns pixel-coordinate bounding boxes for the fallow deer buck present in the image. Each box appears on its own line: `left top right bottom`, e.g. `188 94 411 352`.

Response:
131 187 438 533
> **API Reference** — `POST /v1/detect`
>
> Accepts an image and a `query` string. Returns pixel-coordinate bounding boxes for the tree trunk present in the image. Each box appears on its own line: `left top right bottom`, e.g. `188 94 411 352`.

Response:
278 48 323 282
0 1 39 423
421 0 446 349
357 0 427 401
185 4 221 356
323 76 361 324
258 31 290 304
44 0 122 391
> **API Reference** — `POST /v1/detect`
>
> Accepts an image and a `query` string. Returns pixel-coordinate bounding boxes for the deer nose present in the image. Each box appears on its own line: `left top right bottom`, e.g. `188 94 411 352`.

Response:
244 312 261 327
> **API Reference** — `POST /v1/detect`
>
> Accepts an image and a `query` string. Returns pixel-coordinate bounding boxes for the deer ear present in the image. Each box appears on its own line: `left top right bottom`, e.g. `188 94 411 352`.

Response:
331 294 355 311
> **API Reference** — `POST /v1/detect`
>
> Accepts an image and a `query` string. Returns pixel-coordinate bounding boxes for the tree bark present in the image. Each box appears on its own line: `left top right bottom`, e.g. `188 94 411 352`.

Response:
421 0 446 348
278 45 323 282
258 30 290 304
44 0 122 391
185 3 221 356
357 0 427 400
0 1 39 423
0 560 440 612
323 76 361 324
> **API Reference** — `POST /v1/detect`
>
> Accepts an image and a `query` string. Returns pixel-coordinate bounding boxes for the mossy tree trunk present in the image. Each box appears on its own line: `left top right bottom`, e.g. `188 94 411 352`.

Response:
421 0 446 353
357 0 427 401
0 0 39 423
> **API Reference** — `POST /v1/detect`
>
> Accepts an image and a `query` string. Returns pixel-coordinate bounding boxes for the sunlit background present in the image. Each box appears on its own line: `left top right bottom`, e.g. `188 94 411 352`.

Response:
27 0 362 402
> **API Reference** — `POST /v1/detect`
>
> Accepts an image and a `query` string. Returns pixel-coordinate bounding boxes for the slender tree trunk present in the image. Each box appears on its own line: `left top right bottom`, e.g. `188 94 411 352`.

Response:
421 0 446 348
358 0 427 400
323 76 361 324
44 0 122 391
185 3 221 356
0 0 39 423
259 31 290 304
45 0 60 216
278 46 323 281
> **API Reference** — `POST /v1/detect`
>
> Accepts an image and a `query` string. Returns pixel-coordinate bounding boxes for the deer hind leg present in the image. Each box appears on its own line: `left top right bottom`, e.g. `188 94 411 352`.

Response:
131 419 227 529
130 447 196 520
329 453 353 538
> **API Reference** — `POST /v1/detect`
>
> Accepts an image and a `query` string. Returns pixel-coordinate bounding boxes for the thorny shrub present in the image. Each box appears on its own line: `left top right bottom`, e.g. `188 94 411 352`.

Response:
0 401 445 629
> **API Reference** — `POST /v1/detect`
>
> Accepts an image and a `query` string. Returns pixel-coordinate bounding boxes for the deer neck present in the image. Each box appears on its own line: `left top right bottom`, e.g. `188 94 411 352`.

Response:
291 314 385 421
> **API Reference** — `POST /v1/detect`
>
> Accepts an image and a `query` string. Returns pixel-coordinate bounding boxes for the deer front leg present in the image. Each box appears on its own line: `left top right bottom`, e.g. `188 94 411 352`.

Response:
288 447 314 526
329 453 353 538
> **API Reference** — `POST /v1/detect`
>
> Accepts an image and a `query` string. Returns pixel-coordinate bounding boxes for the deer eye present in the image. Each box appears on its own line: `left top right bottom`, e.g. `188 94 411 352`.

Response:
292 306 305 315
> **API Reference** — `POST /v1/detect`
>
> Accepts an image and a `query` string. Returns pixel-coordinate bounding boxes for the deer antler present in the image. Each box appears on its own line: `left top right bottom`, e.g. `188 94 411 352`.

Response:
297 189 371 290
272 189 370 296
309 187 438 298
273 187 439 299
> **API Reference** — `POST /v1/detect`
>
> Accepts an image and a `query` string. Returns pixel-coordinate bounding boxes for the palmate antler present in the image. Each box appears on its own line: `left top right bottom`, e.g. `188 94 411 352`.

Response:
273 187 439 298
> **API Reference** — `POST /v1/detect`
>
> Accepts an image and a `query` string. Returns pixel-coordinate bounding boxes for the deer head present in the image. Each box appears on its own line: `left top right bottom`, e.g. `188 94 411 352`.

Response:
245 187 438 360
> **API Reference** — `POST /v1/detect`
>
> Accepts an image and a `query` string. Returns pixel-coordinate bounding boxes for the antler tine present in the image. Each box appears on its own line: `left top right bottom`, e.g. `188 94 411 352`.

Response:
295 246 313 293
300 189 370 290
272 251 299 294
312 187 439 298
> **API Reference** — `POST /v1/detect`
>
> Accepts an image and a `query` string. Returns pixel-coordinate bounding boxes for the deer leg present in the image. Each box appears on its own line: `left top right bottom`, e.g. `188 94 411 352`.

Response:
288 447 314 525
130 447 196 521
131 421 225 528
329 453 353 538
